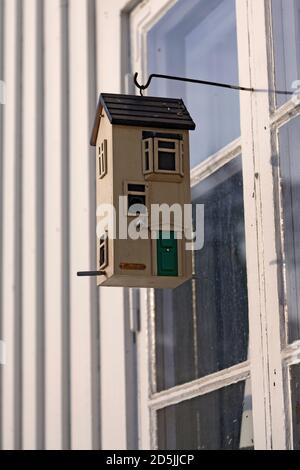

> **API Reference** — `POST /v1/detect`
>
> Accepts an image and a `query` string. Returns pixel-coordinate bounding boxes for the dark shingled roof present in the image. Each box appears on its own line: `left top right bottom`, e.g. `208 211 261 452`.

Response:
90 93 196 146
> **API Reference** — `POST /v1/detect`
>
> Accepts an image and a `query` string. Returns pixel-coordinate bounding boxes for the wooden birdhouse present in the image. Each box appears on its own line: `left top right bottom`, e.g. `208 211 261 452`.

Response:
90 93 196 288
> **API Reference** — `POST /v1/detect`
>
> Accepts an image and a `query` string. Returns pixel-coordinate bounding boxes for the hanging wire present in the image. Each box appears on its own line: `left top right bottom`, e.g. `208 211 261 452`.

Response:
134 72 294 97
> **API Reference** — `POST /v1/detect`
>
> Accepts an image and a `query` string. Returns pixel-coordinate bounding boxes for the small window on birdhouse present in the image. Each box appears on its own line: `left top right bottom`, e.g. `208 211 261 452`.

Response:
142 134 183 177
98 140 107 179
126 182 147 216
154 138 180 174
142 138 153 174
99 233 108 270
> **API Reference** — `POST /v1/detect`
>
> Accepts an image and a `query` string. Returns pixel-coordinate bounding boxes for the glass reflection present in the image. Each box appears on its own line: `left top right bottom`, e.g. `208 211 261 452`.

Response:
157 379 254 450
155 157 249 391
272 0 300 107
147 0 240 167
291 364 300 450
279 116 300 343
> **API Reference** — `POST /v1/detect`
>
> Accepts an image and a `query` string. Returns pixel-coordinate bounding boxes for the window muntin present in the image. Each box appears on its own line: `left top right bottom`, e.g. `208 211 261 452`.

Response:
98 139 107 179
154 157 249 391
157 379 254 450
147 0 240 167
272 0 300 108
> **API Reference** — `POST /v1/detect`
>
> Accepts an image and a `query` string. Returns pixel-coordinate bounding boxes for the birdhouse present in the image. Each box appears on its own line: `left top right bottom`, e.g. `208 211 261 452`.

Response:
90 93 196 288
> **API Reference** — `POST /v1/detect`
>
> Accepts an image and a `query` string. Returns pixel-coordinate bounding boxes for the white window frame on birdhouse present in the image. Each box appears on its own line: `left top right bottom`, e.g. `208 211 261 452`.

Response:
143 136 182 176
98 139 107 179
153 137 181 175
125 181 148 217
142 138 154 174
99 232 108 271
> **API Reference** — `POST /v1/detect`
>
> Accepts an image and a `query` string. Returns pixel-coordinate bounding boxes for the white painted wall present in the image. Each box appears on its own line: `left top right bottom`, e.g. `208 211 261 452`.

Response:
0 0 131 450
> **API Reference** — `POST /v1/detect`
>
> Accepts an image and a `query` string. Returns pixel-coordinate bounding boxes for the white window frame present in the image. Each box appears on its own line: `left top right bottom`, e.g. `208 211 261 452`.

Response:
125 181 149 217
142 138 154 174
143 135 183 177
98 139 107 179
153 137 180 175
99 232 108 271
131 0 297 451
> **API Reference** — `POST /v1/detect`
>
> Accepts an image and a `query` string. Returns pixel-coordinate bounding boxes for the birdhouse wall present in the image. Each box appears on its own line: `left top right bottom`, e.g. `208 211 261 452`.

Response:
96 112 115 282
102 124 193 288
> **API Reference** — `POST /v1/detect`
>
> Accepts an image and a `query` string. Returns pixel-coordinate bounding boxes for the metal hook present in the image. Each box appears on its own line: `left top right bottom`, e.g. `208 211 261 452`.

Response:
133 72 293 96
133 72 144 96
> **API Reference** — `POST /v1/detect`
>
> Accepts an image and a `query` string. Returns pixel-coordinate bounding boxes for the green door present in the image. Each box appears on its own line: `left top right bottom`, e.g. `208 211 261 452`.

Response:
157 231 178 277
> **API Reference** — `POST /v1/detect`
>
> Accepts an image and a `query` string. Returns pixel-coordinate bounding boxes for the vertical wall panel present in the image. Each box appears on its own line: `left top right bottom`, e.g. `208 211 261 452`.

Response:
1 0 22 450
1 0 101 449
87 0 101 450
69 0 93 449
60 0 71 451
44 0 64 449
35 0 46 450
0 0 5 449
22 0 39 450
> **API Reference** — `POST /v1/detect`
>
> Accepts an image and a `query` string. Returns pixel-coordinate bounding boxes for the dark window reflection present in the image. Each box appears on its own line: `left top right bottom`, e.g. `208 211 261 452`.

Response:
291 364 300 450
279 117 300 343
155 157 249 391
272 0 300 107
157 380 254 450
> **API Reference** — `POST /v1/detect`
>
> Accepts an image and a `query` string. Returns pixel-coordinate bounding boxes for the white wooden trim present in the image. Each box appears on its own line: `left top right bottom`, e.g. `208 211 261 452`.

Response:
237 0 287 450
149 361 251 410
190 137 241 186
271 99 300 128
2 0 19 450
22 0 39 450
136 289 151 450
69 0 93 449
282 341 300 366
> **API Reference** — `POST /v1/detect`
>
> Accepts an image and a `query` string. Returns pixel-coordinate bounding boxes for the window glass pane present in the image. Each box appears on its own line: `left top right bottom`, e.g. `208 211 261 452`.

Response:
147 0 240 167
158 152 176 171
158 140 176 150
278 116 300 343
157 379 253 450
155 157 249 391
145 153 149 171
128 194 146 214
272 0 300 107
290 364 300 450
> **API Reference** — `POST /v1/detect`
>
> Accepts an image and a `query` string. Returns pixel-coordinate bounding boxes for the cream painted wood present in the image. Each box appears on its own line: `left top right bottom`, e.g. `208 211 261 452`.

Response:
237 0 286 450
136 289 151 450
236 0 272 450
22 0 39 450
44 0 64 449
1 0 20 450
100 287 128 449
94 114 192 289
97 0 131 93
69 0 94 449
